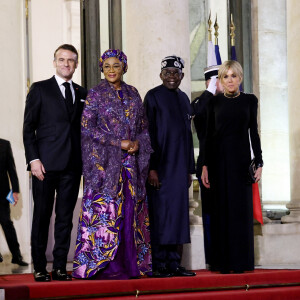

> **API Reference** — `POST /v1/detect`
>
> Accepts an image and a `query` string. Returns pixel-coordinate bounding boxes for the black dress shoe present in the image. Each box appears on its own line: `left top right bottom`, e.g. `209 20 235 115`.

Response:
233 270 244 274
52 269 72 281
11 256 29 266
0 253 3 263
220 269 230 274
151 267 173 278
172 266 196 277
34 270 51 282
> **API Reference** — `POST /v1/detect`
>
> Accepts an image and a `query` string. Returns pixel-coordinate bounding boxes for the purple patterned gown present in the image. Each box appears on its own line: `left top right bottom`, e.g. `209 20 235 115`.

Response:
73 79 152 279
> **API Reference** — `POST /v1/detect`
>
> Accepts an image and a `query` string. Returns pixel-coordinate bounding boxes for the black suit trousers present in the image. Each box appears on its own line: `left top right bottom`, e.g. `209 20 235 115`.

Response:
31 169 81 271
151 244 181 271
0 199 21 258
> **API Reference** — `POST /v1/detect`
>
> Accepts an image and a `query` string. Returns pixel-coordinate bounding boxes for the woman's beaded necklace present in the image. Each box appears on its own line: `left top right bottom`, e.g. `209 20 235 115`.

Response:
224 91 240 98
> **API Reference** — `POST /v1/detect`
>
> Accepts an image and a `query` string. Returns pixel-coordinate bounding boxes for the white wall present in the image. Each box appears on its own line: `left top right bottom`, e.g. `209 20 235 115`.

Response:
122 0 191 100
255 0 289 209
0 0 30 261
30 0 81 84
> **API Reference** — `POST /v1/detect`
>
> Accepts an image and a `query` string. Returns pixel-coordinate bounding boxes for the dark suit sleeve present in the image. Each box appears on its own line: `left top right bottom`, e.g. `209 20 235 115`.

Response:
249 94 263 166
23 83 42 164
203 96 215 167
192 91 214 173
191 90 213 116
144 91 159 170
7 141 19 193
74 83 88 100
183 94 196 174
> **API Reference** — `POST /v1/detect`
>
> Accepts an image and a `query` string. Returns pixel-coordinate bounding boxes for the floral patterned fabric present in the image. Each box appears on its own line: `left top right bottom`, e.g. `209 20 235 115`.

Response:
72 79 152 279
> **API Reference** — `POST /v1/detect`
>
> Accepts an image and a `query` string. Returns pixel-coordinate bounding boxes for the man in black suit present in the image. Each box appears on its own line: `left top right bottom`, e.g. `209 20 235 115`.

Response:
191 66 223 269
0 139 28 266
23 44 87 282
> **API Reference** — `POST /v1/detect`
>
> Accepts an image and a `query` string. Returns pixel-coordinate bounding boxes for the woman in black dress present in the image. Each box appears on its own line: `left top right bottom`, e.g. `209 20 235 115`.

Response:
201 60 263 273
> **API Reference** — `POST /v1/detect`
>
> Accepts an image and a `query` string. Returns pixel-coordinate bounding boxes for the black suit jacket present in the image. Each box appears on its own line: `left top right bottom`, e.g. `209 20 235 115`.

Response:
0 139 19 199
23 76 87 172
191 90 213 178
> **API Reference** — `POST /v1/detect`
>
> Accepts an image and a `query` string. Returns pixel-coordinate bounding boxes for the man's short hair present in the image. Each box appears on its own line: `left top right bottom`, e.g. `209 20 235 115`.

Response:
54 44 78 61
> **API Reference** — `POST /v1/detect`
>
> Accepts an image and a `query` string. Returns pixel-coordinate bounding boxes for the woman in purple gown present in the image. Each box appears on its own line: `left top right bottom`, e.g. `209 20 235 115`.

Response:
73 49 152 279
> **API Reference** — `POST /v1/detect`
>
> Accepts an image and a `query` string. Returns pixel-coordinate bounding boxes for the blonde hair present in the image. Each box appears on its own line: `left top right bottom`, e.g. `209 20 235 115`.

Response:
218 60 243 83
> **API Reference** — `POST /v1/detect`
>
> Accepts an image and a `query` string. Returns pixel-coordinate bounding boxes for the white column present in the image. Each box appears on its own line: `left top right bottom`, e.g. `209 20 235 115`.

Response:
282 0 300 223
31 0 81 85
122 0 191 99
0 1 30 261
254 0 289 210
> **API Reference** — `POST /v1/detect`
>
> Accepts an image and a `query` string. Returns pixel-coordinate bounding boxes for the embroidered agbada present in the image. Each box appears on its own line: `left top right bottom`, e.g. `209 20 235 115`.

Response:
73 79 152 279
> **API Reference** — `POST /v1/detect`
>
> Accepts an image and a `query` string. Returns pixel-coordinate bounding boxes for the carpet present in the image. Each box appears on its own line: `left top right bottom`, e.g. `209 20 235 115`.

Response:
1 269 300 300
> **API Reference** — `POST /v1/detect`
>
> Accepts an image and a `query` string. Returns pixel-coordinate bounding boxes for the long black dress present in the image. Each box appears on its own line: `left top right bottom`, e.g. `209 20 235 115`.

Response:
204 92 263 272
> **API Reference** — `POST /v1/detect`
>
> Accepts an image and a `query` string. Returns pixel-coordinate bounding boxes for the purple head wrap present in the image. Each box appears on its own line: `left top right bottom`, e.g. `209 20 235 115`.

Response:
99 49 128 74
